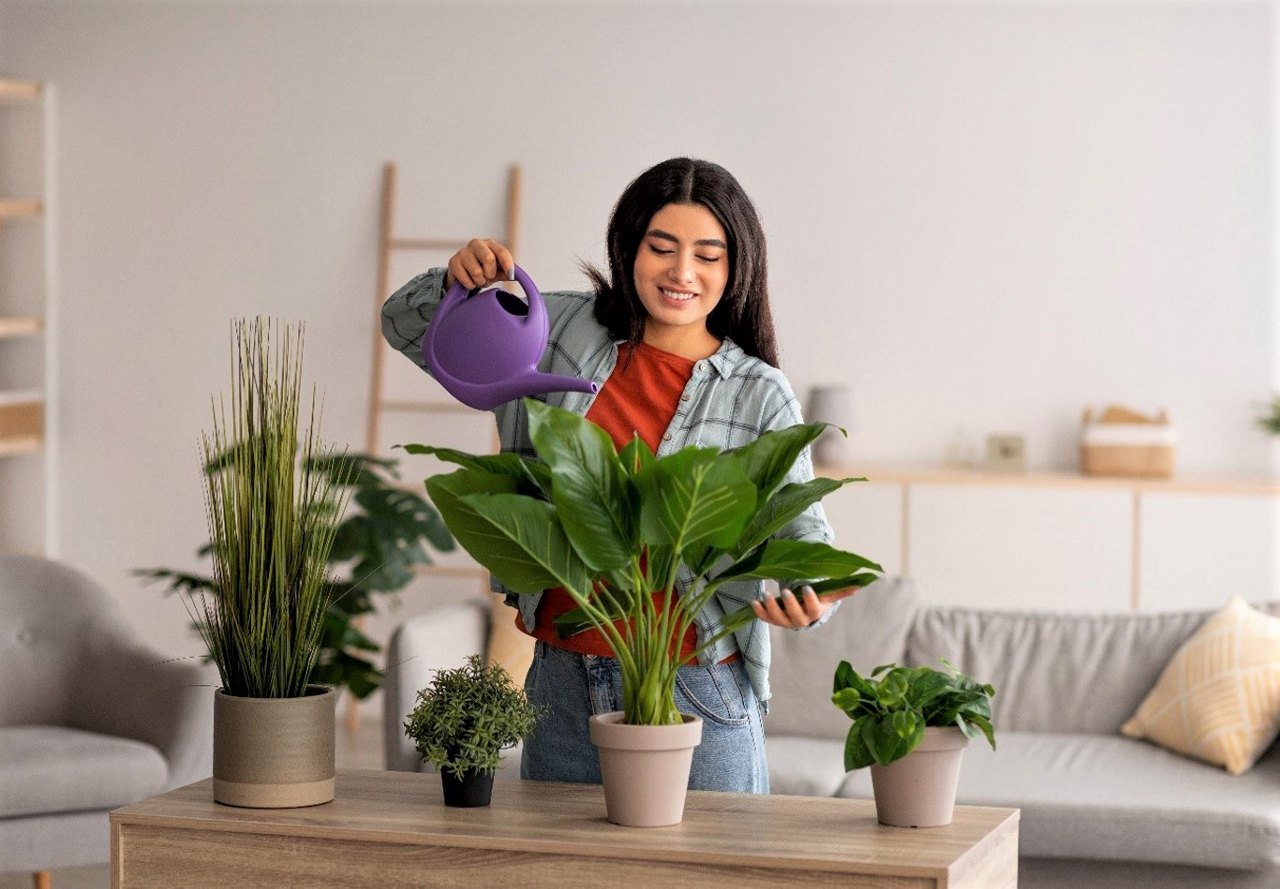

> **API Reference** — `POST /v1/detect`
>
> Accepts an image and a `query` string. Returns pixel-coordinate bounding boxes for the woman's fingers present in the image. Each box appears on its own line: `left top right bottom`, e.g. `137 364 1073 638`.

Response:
494 243 516 279
751 587 823 629
447 239 516 290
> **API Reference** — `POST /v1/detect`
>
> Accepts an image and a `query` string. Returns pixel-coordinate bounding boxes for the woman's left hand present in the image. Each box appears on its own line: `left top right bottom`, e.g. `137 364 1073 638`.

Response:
751 585 858 629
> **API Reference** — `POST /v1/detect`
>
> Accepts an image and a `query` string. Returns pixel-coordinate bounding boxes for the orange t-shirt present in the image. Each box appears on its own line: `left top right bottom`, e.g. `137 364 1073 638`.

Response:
528 342 716 663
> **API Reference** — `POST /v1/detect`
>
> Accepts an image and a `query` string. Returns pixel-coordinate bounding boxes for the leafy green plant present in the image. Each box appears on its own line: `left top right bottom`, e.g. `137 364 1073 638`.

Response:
404 654 545 778
404 397 882 727
1255 394 1280 435
832 660 997 771
187 318 353 699
139 452 454 700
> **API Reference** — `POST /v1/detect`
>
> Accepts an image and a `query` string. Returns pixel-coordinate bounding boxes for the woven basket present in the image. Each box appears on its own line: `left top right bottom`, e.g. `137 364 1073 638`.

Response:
1080 406 1176 479
1080 442 1175 479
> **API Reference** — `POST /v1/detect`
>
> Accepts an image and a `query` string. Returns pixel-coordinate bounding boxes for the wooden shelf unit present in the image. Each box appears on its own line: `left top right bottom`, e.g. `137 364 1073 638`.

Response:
0 77 56 556
0 316 42 338
0 435 40 458
0 198 43 218
0 79 42 103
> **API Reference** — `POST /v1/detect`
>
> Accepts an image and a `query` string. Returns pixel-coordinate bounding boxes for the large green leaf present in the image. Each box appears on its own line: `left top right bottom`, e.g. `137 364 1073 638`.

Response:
619 434 656 477
525 399 634 572
456 492 593 596
714 539 883 585
731 477 861 558
400 444 551 497
729 422 828 502
861 713 920 767
844 719 876 771
426 468 566 592
636 448 756 551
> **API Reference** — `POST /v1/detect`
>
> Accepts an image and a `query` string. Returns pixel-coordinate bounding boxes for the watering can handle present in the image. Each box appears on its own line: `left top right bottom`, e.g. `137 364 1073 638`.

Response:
438 264 542 321
509 265 544 327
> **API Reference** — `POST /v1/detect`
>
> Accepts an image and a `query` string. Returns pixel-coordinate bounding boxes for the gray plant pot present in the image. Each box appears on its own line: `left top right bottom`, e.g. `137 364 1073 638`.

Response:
588 711 703 827
213 685 336 808
870 725 969 828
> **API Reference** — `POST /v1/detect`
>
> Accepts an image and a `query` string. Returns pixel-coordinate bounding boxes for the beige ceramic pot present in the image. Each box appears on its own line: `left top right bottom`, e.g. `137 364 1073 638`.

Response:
870 725 970 827
588 712 703 827
213 685 336 808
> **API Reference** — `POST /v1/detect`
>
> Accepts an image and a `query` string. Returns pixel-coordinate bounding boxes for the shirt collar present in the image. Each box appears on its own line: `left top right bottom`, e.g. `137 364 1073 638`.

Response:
707 337 745 379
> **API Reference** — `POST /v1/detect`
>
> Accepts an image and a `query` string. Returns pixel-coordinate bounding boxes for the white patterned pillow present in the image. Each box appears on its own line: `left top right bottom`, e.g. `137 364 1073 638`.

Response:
1121 596 1280 775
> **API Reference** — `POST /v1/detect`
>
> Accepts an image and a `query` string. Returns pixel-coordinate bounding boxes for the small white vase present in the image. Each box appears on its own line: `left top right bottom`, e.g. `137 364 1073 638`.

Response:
806 385 853 468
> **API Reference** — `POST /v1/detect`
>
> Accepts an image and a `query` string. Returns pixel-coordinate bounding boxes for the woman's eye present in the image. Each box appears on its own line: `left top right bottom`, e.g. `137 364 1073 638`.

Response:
696 255 721 264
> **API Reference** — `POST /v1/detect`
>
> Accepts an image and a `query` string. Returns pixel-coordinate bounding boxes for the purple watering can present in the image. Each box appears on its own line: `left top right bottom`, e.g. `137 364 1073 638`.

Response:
422 265 599 411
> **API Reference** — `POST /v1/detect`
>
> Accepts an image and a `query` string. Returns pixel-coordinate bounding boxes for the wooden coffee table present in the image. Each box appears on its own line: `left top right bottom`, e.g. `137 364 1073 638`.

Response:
111 769 1018 888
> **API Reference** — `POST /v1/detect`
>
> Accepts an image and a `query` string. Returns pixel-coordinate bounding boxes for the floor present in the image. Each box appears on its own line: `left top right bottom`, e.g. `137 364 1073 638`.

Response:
0 717 386 889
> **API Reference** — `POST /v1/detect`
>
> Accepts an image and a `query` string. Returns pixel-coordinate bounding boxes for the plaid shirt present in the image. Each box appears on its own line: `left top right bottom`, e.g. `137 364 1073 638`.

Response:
382 267 836 707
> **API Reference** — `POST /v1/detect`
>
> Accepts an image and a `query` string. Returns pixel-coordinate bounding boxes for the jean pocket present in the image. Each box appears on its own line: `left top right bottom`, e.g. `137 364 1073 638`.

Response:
675 663 751 728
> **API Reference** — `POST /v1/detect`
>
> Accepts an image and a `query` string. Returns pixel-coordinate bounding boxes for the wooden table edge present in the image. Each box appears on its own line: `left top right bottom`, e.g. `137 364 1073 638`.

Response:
110 774 1021 881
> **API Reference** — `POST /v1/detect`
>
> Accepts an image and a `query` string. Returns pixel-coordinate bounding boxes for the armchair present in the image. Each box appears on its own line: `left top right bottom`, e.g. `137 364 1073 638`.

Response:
0 555 214 885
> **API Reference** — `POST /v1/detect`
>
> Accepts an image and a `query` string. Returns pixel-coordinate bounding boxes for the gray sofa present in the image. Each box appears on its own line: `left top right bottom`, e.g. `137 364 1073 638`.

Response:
383 580 1280 888
768 577 1280 889
0 556 215 878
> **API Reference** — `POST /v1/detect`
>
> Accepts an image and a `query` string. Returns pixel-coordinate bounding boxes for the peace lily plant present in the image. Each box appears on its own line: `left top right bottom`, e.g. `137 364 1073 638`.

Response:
406 398 881 726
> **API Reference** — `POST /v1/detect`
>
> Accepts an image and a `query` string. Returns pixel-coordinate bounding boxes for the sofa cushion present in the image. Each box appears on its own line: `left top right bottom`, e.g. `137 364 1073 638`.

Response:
899 730 1280 871
766 576 917 740
765 735 866 798
1122 596 1280 775
907 606 1222 734
0 725 167 818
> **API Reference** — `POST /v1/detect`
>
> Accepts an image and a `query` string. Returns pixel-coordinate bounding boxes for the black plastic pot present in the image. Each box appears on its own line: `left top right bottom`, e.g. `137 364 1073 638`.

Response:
440 767 495 807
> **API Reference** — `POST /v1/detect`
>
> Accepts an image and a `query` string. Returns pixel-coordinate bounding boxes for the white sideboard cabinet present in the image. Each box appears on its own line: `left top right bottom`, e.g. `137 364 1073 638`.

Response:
819 464 1280 614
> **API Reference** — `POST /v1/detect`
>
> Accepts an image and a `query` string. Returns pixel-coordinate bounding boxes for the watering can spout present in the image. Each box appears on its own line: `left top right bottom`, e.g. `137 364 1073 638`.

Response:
527 371 599 399
430 370 598 412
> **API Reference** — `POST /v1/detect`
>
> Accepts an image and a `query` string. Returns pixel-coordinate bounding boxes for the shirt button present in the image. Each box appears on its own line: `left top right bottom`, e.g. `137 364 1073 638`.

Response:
680 394 690 402
663 433 672 442
695 361 707 372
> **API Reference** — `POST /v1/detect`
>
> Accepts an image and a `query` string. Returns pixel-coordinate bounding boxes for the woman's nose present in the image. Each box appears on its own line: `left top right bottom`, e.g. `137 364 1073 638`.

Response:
669 254 694 283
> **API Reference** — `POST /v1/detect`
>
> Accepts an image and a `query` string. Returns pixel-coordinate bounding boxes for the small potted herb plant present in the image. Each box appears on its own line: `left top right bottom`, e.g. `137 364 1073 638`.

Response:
832 660 996 828
403 654 545 807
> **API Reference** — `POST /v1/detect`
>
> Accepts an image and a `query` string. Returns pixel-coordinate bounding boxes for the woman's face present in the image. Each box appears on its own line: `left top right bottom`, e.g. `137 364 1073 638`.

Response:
632 202 730 345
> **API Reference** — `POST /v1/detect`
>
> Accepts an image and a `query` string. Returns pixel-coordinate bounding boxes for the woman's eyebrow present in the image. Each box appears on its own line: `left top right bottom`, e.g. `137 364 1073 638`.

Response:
646 228 727 249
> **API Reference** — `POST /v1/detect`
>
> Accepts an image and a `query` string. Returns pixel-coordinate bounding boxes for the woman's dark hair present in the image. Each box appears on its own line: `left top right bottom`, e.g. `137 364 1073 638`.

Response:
585 157 779 367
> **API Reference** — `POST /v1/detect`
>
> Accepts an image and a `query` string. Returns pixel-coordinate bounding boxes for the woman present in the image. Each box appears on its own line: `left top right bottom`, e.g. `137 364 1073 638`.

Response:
382 157 855 793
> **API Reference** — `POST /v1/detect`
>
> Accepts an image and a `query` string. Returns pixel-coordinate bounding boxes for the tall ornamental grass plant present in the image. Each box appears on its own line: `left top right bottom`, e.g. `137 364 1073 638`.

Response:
192 318 352 699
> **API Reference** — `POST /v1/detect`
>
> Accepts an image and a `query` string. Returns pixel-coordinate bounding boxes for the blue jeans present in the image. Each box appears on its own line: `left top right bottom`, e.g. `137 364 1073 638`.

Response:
520 641 769 793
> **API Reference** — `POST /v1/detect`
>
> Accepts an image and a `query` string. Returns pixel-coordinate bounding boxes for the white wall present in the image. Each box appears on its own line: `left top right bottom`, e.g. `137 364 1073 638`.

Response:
0 0 1272 656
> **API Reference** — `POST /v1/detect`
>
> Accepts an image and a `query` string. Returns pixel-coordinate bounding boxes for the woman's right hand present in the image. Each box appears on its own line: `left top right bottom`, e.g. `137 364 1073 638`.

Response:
445 238 516 290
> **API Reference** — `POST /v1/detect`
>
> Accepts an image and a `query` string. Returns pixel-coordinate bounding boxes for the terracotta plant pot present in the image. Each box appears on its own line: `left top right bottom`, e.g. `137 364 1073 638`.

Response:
440 767 495 808
870 726 970 827
213 685 336 808
588 712 703 827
